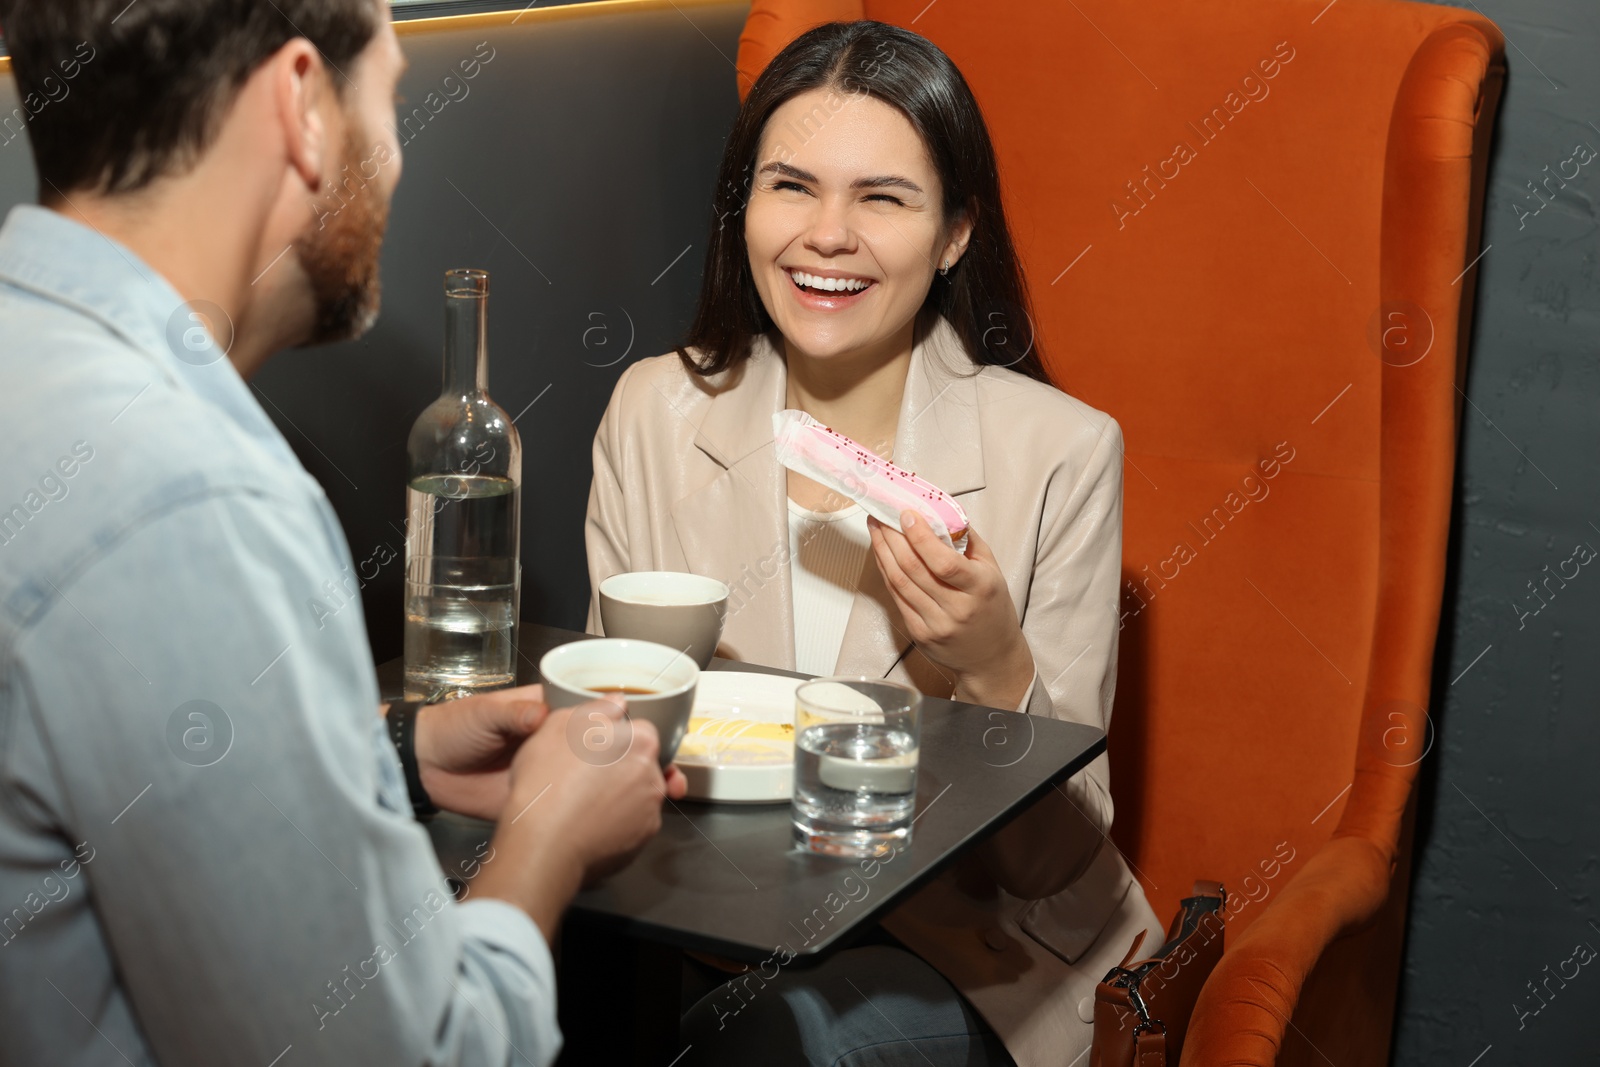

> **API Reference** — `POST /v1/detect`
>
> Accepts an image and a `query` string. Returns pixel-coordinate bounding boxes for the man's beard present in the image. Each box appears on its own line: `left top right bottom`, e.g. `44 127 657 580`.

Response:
295 127 390 346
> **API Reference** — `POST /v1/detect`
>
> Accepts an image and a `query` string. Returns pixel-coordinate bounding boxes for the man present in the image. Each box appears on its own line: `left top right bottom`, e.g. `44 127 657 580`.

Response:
0 3 683 1065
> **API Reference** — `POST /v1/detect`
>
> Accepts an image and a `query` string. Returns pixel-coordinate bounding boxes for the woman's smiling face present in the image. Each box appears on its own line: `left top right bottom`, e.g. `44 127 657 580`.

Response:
745 87 971 362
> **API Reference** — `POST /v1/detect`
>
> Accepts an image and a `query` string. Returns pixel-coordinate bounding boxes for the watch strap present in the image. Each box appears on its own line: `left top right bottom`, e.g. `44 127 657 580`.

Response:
387 700 439 818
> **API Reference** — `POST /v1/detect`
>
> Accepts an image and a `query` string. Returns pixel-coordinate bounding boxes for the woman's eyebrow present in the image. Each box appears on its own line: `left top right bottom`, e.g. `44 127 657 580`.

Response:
852 175 924 194
757 161 923 195
760 161 816 182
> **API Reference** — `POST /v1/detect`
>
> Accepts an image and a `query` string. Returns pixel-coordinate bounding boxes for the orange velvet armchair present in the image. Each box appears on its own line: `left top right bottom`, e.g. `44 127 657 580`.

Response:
736 1 1504 1064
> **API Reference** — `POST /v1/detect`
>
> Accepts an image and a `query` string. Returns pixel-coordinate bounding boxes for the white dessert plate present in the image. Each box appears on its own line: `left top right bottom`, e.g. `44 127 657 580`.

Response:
674 671 805 803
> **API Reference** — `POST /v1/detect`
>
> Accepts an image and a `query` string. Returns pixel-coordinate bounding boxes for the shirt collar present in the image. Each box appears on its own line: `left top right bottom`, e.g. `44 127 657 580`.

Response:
0 203 300 468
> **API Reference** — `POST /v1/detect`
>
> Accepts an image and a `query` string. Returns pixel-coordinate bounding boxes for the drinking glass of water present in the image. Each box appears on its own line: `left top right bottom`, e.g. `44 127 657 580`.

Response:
791 677 921 858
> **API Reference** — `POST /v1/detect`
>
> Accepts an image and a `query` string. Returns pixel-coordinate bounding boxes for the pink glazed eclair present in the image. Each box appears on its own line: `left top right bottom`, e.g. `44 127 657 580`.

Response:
772 409 970 551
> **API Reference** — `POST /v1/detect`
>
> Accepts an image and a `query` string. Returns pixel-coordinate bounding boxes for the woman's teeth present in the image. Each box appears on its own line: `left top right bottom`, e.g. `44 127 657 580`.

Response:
789 269 872 293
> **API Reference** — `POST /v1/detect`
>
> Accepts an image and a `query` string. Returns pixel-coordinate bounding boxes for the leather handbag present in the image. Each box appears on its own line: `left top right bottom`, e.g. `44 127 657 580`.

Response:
1091 880 1227 1067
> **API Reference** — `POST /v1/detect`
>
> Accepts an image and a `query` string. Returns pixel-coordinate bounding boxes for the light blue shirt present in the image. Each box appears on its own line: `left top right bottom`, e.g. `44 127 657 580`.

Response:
0 205 559 1067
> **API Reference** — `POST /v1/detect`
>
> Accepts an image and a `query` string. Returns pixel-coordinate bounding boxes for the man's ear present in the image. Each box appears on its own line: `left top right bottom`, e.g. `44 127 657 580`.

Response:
272 38 335 193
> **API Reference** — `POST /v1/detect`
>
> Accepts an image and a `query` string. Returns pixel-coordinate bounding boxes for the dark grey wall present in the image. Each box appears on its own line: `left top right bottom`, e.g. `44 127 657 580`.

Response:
1 1 1594 1063
1394 2 1600 1064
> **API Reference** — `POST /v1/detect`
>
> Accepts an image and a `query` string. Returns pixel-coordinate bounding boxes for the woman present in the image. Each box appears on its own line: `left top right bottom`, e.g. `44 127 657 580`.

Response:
584 21 1163 1067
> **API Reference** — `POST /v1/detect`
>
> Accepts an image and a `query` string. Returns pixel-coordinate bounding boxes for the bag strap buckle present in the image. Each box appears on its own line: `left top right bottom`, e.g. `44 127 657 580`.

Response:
1125 983 1156 1030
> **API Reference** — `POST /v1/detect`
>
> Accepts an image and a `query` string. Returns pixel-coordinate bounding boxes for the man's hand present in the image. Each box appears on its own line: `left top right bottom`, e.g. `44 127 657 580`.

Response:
471 695 688 940
406 685 548 821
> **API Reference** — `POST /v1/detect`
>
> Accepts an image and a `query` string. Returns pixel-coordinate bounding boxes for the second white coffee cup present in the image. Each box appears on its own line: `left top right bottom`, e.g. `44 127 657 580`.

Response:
598 571 729 669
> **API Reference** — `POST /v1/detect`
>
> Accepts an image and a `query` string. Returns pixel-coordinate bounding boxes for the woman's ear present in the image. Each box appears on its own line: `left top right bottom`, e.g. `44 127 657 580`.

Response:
272 38 334 194
941 199 977 269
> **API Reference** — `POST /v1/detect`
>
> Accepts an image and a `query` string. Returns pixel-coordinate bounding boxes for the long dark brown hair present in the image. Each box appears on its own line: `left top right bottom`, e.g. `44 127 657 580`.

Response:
678 20 1049 384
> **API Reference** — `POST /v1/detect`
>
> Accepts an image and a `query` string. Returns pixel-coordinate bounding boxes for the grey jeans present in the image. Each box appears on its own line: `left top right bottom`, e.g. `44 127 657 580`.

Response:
680 943 1019 1067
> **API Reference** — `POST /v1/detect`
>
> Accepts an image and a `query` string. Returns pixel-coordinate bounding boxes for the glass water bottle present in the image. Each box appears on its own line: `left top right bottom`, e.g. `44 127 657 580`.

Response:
403 269 522 700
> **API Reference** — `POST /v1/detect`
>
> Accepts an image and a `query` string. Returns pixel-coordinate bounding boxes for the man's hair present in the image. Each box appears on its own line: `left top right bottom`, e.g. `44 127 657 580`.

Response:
0 0 380 200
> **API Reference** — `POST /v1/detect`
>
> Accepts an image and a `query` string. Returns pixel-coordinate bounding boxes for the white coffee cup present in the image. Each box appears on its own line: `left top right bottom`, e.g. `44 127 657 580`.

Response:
538 638 699 766
598 571 729 669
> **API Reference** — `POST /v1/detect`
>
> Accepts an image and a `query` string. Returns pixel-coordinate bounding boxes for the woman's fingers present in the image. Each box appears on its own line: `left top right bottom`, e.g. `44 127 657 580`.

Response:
880 574 931 644
962 525 996 566
897 510 981 592
869 517 944 622
876 552 943 642
871 513 949 601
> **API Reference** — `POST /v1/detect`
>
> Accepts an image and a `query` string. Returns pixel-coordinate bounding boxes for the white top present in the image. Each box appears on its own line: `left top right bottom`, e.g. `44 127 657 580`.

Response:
787 497 872 676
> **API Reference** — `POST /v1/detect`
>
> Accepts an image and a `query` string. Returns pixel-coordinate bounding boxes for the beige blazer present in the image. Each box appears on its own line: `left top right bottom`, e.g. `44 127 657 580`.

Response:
583 316 1163 1067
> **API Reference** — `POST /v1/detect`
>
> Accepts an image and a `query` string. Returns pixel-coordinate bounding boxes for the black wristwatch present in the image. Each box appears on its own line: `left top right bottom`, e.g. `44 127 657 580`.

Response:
387 700 439 819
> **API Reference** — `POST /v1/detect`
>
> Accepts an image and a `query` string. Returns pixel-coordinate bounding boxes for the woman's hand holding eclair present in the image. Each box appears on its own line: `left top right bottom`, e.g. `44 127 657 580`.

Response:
867 510 1036 710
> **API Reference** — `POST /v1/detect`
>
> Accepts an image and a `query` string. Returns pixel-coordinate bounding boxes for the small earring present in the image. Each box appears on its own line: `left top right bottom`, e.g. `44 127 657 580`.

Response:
940 260 950 276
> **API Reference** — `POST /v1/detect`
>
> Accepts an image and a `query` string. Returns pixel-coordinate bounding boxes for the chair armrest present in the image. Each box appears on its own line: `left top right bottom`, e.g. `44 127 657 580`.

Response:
1180 835 1392 1066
